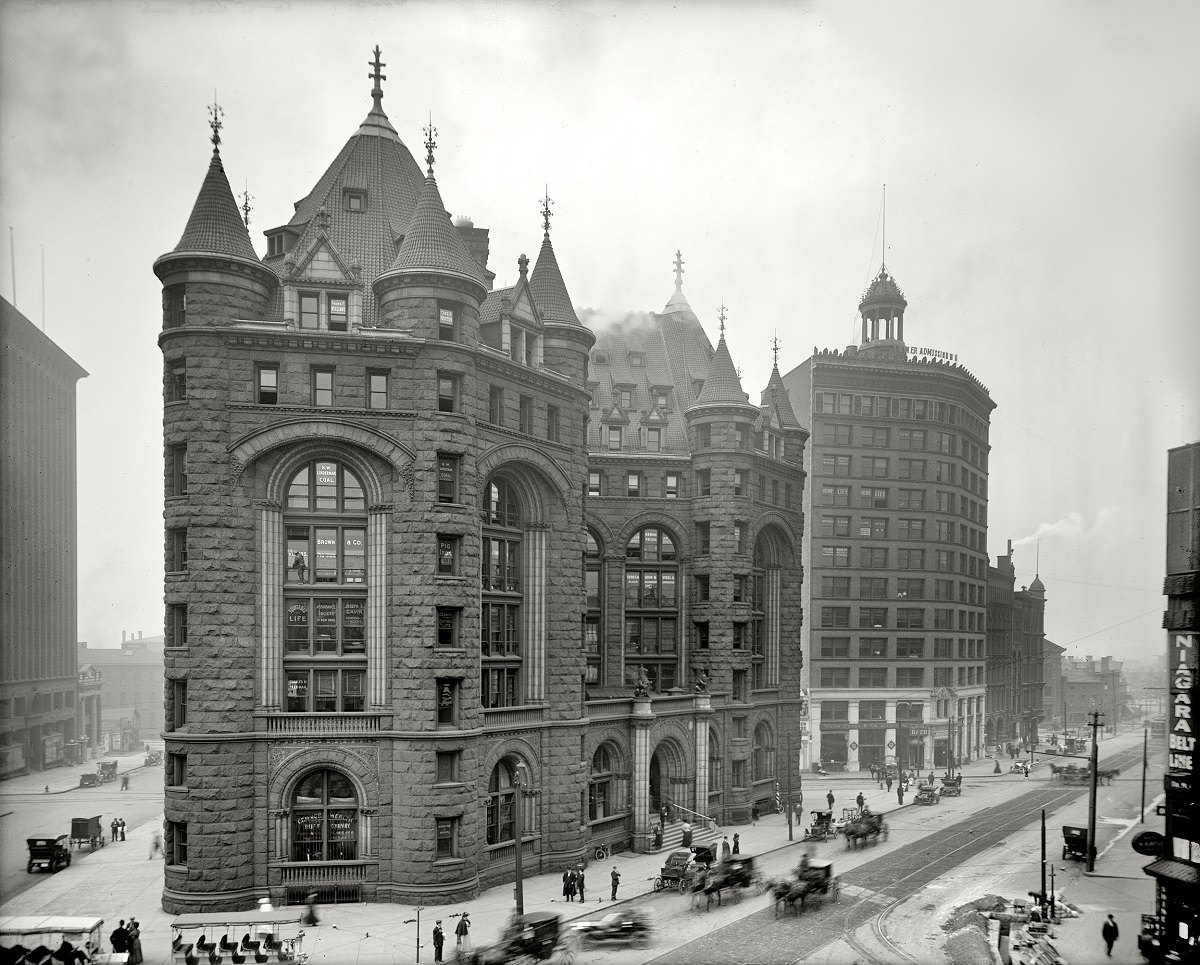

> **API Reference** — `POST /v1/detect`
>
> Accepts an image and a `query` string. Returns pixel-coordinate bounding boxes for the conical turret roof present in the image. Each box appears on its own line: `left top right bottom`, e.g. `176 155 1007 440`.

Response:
380 173 487 290
172 149 260 262
762 362 801 428
693 333 749 405
529 233 580 325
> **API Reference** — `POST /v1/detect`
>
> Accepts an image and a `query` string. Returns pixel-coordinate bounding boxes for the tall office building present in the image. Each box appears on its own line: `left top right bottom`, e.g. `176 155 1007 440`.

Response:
154 54 809 913
986 543 1047 752
0 298 88 775
781 264 995 775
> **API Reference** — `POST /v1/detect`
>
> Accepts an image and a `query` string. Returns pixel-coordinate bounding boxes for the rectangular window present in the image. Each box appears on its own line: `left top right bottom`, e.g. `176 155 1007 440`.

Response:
862 456 889 478
170 678 187 729
860 577 887 599
896 667 926 688
897 489 924 510
488 385 505 424
821 546 850 568
300 292 320 329
168 361 187 402
168 604 188 649
859 487 888 508
820 636 850 658
898 548 926 569
821 576 851 598
732 670 748 702
694 622 709 650
439 306 457 340
547 405 560 442
859 637 887 658
517 395 533 434
664 473 678 498
436 751 460 784
733 470 745 496
607 427 622 450
328 294 348 331
934 608 954 628
697 470 712 496
647 427 662 452
256 364 278 405
896 608 925 629
897 518 925 540
695 575 710 601
859 547 888 568
436 678 459 726
168 821 188 866
626 472 642 497
169 444 188 496
164 286 186 328
696 424 711 448
312 367 334 407
821 606 850 628
820 516 851 538
168 527 188 572
822 454 851 475
367 371 388 409
167 752 186 787
821 485 850 507
436 373 458 413
898 459 926 480
587 472 602 497
436 607 461 649
437 535 459 575
820 667 850 688
897 578 925 599
859 517 888 538
823 424 852 446
897 638 925 658
859 667 887 688
435 816 460 859
861 426 888 447
695 522 710 555
859 607 887 629
437 454 460 504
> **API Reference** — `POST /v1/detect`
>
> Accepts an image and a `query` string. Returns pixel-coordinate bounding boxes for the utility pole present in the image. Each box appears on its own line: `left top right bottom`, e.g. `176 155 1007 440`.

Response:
1086 709 1104 872
1040 809 1047 912
513 763 527 915
786 733 794 841
1140 727 1148 823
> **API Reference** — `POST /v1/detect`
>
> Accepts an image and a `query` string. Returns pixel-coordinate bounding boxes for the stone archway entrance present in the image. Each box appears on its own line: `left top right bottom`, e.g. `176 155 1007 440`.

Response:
649 739 690 819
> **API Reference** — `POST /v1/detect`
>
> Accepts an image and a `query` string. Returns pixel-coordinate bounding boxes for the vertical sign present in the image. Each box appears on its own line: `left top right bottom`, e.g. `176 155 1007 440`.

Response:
1168 633 1197 776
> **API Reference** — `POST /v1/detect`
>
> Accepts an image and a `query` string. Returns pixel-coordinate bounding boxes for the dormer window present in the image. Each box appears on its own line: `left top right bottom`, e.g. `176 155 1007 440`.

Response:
344 189 367 212
630 353 644 366
297 290 353 333
594 352 608 365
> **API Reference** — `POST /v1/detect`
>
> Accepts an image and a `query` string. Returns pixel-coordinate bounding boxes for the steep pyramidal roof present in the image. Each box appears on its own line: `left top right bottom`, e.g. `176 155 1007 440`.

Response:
384 173 487 288
762 362 801 428
529 233 580 325
172 149 260 262
693 331 748 405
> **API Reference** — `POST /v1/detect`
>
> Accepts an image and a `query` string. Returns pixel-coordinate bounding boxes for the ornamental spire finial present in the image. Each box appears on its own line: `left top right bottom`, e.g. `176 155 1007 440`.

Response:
772 332 780 367
241 181 253 227
423 115 437 175
541 187 554 239
207 94 224 154
718 302 727 337
673 250 685 291
369 46 386 108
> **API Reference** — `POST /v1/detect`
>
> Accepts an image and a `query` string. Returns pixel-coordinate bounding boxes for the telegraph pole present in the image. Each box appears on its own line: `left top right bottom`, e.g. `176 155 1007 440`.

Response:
1086 709 1104 872
786 733 794 841
1140 727 1148 823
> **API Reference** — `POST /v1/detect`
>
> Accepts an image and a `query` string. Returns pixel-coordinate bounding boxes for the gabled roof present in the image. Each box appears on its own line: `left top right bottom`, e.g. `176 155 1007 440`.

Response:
693 333 749 406
379 174 487 291
529 233 580 326
171 149 260 262
761 362 801 428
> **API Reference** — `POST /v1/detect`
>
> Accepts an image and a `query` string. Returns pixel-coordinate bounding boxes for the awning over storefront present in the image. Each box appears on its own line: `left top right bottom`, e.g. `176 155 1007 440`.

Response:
1143 858 1200 885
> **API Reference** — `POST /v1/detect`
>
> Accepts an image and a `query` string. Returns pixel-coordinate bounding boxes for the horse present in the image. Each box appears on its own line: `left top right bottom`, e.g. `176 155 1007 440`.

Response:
1097 768 1120 785
771 877 808 917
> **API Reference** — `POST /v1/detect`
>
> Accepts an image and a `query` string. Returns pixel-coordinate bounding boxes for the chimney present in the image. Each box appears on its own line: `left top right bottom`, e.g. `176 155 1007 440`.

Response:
122 630 126 643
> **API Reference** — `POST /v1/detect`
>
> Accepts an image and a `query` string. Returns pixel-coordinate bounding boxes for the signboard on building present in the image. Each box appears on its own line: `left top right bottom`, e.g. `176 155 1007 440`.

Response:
1168 633 1197 776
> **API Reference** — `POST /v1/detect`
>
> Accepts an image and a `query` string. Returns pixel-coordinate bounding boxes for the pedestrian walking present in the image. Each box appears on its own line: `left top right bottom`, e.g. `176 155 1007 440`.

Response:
432 920 444 962
1101 914 1119 956
119 817 126 841
610 866 621 900
826 790 835 810
562 869 572 901
885 775 893 793
576 868 586 902
681 821 693 848
455 912 471 952
732 833 740 855
302 892 320 926
659 803 668 827
721 836 731 861
121 774 130 791
111 819 119 844
897 785 905 805
149 831 162 859
125 919 143 965
855 792 865 811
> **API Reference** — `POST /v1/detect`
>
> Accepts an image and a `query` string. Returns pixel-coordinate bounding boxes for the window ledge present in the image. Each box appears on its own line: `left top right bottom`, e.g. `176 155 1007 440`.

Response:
433 858 466 869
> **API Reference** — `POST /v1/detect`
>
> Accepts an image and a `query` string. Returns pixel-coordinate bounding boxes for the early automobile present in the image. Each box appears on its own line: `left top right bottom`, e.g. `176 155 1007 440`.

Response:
463 912 576 965
1062 825 1090 861
26 835 71 874
802 810 836 842
569 907 652 949
97 760 118 783
914 783 942 805
69 816 105 851
144 751 163 767
78 772 101 788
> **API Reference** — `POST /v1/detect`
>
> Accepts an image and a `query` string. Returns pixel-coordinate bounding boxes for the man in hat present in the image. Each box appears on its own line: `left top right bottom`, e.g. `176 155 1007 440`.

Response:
610 866 621 900
432 920 444 962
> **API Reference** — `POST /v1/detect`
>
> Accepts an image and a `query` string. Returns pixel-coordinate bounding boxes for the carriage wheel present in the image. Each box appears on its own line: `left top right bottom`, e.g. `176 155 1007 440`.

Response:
653 876 664 892
679 878 690 895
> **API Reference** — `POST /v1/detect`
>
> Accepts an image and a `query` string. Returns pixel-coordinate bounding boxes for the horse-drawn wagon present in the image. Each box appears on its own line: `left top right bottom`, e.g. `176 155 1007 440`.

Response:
771 858 840 917
1062 826 1090 861
844 809 888 849
69 816 105 851
689 854 762 910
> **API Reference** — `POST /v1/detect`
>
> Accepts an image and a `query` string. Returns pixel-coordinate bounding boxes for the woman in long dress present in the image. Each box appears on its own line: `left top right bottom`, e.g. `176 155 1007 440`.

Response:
125 919 144 965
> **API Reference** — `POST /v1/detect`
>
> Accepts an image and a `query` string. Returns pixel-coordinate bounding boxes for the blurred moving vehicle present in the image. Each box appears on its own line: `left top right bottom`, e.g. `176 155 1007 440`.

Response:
570 907 653 949
462 912 576 965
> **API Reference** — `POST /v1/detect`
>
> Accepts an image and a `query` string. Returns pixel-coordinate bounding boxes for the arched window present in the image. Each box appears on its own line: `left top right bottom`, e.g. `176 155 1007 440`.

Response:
290 769 358 861
284 459 367 713
752 722 775 782
485 758 535 845
482 478 522 708
624 526 678 692
584 531 603 686
589 744 614 821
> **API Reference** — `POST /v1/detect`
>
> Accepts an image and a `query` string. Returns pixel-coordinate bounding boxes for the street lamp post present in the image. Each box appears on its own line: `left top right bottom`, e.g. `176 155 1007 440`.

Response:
512 762 527 916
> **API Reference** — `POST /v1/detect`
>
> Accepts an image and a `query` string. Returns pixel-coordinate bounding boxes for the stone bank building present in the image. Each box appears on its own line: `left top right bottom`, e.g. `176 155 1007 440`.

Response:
155 57 808 912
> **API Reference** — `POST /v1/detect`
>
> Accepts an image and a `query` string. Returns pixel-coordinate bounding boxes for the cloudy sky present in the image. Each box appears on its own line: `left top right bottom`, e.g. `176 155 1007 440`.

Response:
2 1 1197 666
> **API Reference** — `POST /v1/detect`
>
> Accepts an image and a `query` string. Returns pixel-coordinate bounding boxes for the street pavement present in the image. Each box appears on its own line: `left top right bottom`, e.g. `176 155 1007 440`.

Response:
1 733 1161 964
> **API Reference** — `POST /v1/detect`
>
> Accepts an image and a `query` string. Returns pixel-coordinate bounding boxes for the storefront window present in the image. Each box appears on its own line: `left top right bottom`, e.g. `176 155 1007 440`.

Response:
290 769 358 861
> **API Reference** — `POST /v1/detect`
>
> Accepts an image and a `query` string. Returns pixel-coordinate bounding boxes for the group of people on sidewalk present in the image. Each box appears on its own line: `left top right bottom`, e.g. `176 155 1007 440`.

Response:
108 918 144 964
431 912 471 962
108 817 126 842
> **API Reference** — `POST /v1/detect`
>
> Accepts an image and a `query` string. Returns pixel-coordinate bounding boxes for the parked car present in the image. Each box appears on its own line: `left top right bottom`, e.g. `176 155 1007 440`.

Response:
26 835 71 873
144 751 162 767
96 760 118 783
78 772 100 788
